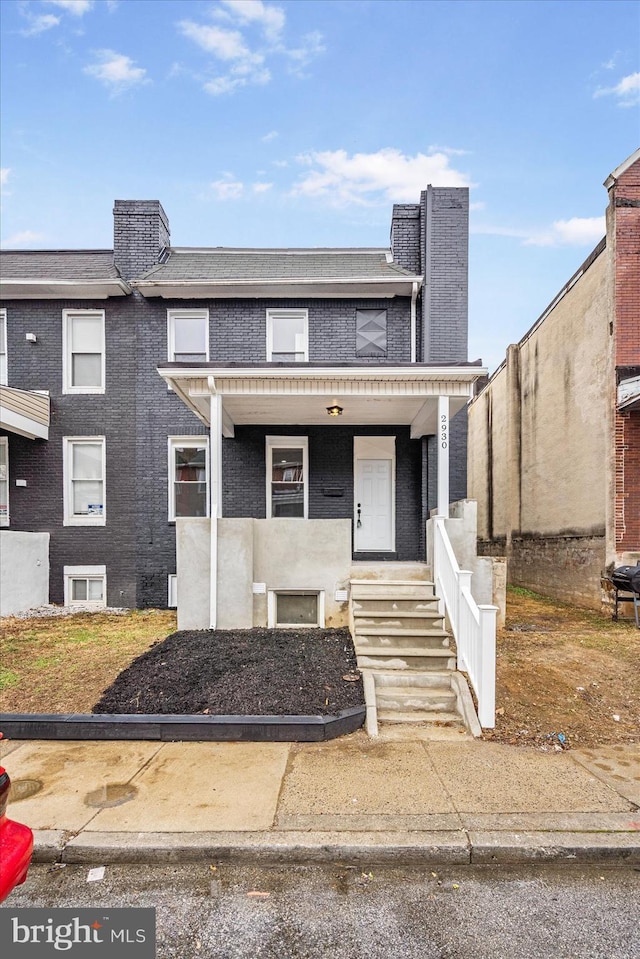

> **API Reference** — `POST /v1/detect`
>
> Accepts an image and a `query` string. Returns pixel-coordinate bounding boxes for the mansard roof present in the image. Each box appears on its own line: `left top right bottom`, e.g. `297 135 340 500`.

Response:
0 250 131 299
135 248 421 298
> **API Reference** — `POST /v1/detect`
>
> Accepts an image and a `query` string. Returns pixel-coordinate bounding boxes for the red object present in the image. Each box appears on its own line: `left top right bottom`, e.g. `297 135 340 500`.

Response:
0 760 34 903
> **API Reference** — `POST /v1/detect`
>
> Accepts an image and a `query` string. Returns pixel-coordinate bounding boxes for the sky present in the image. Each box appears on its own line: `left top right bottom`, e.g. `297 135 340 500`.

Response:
1 0 638 372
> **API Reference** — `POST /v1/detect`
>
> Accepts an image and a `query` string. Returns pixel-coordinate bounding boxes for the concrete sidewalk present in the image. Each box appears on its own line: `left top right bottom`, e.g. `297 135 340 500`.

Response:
2 732 639 866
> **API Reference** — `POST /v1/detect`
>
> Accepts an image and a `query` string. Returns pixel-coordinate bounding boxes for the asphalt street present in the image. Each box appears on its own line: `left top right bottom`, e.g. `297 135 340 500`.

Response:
3 862 640 959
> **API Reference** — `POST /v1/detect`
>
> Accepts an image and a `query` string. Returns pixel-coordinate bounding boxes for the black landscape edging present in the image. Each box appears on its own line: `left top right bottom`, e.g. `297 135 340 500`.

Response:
0 706 365 742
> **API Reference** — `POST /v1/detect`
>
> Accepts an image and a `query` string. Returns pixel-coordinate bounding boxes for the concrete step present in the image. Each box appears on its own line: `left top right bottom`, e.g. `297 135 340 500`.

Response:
373 670 454 689
376 686 457 712
354 625 450 640
356 647 456 670
377 709 464 725
353 608 444 623
354 632 450 650
351 580 436 596
350 563 431 582
352 593 440 616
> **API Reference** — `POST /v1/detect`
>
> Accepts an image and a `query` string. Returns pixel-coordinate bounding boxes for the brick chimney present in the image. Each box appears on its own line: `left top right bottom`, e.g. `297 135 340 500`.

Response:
113 200 170 281
389 203 421 274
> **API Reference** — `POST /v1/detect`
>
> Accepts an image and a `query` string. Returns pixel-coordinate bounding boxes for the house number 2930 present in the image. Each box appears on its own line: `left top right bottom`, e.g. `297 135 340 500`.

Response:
440 414 448 450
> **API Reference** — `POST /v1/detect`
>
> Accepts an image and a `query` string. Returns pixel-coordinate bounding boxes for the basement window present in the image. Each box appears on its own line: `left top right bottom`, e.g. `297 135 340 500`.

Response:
268 590 325 628
64 565 106 607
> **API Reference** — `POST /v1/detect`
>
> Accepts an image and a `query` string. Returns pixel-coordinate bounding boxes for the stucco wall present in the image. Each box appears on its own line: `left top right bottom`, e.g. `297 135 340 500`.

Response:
0 530 49 616
468 246 610 608
176 517 352 630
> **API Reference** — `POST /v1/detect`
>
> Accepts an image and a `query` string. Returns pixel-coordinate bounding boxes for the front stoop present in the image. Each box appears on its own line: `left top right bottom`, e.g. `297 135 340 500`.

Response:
350 568 480 738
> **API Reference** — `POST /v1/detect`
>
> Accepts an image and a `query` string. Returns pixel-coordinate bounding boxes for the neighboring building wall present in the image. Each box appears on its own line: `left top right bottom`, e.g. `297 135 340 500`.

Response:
468 244 610 608
610 159 640 561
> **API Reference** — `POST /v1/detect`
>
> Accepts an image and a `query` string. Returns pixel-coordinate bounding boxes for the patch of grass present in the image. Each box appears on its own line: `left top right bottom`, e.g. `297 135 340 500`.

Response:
0 609 176 714
0 668 20 690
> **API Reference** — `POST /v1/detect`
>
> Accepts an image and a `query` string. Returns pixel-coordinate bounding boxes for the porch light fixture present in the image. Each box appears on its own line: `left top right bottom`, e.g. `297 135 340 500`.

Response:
326 404 343 417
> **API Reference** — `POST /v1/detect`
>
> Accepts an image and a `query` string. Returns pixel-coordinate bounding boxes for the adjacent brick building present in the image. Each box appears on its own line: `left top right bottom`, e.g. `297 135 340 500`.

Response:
0 190 481 622
468 148 640 610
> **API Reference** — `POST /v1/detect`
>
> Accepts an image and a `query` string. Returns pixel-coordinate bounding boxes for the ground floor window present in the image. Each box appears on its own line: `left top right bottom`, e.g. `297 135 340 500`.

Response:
268 589 324 627
266 436 308 518
64 565 106 607
168 436 209 521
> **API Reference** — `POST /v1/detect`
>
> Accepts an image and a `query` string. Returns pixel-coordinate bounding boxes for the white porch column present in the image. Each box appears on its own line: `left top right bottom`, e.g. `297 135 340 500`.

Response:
209 390 223 629
437 394 450 518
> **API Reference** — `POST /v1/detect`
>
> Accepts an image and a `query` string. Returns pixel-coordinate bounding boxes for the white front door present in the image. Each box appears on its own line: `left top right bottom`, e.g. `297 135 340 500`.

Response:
354 441 395 552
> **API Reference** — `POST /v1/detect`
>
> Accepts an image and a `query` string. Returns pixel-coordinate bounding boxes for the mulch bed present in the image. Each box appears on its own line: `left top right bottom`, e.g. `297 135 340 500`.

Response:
92 627 363 716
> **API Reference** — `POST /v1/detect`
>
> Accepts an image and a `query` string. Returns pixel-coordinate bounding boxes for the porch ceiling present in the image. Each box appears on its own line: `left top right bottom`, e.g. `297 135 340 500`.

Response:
158 365 486 438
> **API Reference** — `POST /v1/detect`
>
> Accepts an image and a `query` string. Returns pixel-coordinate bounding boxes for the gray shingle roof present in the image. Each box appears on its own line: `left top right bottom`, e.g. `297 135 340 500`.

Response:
139 249 418 282
0 250 121 280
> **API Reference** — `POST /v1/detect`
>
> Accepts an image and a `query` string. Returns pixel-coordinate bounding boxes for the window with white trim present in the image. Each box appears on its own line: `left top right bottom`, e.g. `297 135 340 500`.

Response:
63 437 106 525
168 310 209 363
266 436 308 518
266 309 308 362
168 437 209 521
64 566 106 607
168 574 178 608
63 310 105 393
0 437 8 526
268 590 324 627
0 309 7 386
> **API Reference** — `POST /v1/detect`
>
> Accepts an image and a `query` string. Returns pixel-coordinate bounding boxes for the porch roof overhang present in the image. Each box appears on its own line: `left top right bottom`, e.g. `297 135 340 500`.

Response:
136 276 421 299
157 363 487 439
0 386 50 439
0 278 131 300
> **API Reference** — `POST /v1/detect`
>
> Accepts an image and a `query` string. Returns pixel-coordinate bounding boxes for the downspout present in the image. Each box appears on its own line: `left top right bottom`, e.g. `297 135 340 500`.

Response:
410 281 418 364
209 379 222 629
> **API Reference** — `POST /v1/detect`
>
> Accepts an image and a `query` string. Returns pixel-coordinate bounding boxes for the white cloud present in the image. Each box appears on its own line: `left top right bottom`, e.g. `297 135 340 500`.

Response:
210 176 244 199
261 130 278 142
84 50 149 94
46 0 93 14
472 216 605 247
219 0 285 43
594 71 640 107
0 168 10 190
525 217 606 247
286 31 325 76
292 148 474 206
253 182 273 193
179 1 324 96
21 13 61 36
2 230 46 247
179 21 261 63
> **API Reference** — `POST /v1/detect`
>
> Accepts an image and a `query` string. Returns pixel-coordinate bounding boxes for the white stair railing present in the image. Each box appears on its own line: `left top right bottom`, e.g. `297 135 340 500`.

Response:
432 515 497 728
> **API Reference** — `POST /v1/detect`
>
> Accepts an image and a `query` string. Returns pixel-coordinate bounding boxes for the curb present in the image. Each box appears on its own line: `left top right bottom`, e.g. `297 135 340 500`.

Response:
32 829 640 867
0 707 365 743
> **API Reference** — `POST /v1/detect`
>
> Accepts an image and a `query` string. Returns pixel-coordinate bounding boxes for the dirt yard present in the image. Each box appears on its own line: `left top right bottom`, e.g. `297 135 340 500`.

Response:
487 587 639 749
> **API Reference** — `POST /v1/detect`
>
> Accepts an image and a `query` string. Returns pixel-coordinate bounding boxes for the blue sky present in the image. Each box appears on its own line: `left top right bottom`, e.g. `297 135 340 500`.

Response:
1 0 638 371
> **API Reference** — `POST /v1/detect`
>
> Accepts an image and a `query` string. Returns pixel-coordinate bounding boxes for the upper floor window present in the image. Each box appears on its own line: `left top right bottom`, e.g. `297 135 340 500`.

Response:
0 437 8 526
0 309 7 385
63 310 105 393
168 310 209 363
168 437 209 521
63 437 106 526
267 309 308 362
356 309 387 357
